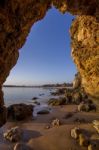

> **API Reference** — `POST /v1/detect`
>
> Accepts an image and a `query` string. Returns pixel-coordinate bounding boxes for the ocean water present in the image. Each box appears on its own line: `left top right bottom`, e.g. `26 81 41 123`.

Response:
2 87 56 106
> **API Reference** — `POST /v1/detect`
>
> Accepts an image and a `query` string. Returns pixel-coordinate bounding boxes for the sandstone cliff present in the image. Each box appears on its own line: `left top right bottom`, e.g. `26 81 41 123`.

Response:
0 0 99 126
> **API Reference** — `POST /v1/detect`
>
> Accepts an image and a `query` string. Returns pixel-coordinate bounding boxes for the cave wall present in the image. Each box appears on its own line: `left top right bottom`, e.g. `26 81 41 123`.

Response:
70 16 99 98
0 0 99 126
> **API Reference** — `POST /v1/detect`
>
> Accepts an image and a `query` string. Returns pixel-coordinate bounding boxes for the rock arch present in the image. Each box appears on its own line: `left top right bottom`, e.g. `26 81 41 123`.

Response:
0 0 99 126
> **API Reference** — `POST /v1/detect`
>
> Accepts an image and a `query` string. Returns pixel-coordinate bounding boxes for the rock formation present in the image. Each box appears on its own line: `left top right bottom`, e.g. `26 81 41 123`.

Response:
73 72 81 89
4 126 23 142
71 16 99 98
0 0 99 126
7 103 33 121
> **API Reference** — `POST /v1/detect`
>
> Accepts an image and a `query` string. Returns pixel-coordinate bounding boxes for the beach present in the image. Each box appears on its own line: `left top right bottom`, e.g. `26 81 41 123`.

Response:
0 103 99 150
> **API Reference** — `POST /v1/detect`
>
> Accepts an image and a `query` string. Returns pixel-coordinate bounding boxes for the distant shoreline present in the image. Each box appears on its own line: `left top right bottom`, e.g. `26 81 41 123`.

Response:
3 85 45 88
3 83 73 88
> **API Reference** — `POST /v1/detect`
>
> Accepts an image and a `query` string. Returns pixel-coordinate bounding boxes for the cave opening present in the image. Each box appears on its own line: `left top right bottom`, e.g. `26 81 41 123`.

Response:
0 1 98 128
3 8 77 106
5 8 76 85
0 0 99 147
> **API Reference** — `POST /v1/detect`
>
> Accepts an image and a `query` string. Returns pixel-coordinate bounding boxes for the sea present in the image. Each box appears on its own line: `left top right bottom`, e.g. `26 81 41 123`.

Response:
2 87 57 107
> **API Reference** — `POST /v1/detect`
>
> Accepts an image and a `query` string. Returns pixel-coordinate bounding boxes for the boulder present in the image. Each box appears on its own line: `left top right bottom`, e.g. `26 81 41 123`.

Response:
89 104 96 112
93 120 99 126
88 142 99 150
79 134 89 147
78 102 90 112
0 106 7 127
65 87 89 105
65 88 76 104
37 109 50 115
72 92 82 104
7 103 33 121
32 97 38 100
51 88 66 96
92 120 99 133
48 97 66 106
80 88 88 100
71 127 81 139
78 102 96 112
88 131 99 150
4 126 23 142
56 88 66 95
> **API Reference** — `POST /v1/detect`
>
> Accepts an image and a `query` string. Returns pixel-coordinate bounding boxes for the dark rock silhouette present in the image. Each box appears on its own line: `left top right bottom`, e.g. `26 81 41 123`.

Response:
7 103 33 121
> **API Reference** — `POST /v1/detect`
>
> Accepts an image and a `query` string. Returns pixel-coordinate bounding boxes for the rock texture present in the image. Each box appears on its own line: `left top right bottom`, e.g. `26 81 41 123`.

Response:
7 103 33 121
73 72 81 89
92 120 99 133
71 16 99 98
4 126 23 142
0 0 99 126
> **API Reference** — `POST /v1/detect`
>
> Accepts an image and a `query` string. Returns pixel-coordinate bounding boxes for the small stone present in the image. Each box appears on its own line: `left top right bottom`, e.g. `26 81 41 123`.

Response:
93 120 99 126
78 101 96 112
4 126 23 142
79 134 89 147
92 120 99 133
48 97 66 106
71 127 81 139
32 97 38 100
93 125 99 134
78 102 90 112
37 109 50 114
51 118 61 127
45 125 50 129
88 144 93 150
88 142 99 150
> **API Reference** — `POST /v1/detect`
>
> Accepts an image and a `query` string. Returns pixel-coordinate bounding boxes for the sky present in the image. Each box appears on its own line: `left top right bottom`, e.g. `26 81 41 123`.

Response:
4 8 77 86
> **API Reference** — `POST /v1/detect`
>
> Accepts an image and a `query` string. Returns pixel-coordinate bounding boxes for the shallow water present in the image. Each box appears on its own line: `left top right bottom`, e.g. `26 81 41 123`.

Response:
2 87 56 106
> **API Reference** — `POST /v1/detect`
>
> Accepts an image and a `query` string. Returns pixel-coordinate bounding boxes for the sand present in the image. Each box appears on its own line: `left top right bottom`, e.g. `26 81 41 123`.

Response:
0 105 99 150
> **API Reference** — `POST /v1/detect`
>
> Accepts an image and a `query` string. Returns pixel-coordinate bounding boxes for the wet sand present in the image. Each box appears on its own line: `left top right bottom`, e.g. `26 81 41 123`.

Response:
0 105 99 150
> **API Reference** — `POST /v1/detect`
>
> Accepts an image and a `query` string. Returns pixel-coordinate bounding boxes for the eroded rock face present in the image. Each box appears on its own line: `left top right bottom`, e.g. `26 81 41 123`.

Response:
73 72 81 89
0 105 7 126
70 16 99 98
0 0 51 86
0 0 99 126
53 0 99 18
0 0 51 126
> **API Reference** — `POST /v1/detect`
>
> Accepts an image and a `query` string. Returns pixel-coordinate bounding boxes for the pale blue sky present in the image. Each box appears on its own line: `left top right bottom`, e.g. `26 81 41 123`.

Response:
4 8 77 86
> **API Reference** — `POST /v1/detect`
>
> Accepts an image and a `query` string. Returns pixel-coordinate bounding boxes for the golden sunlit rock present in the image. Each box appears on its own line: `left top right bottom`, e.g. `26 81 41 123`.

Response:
0 0 99 126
